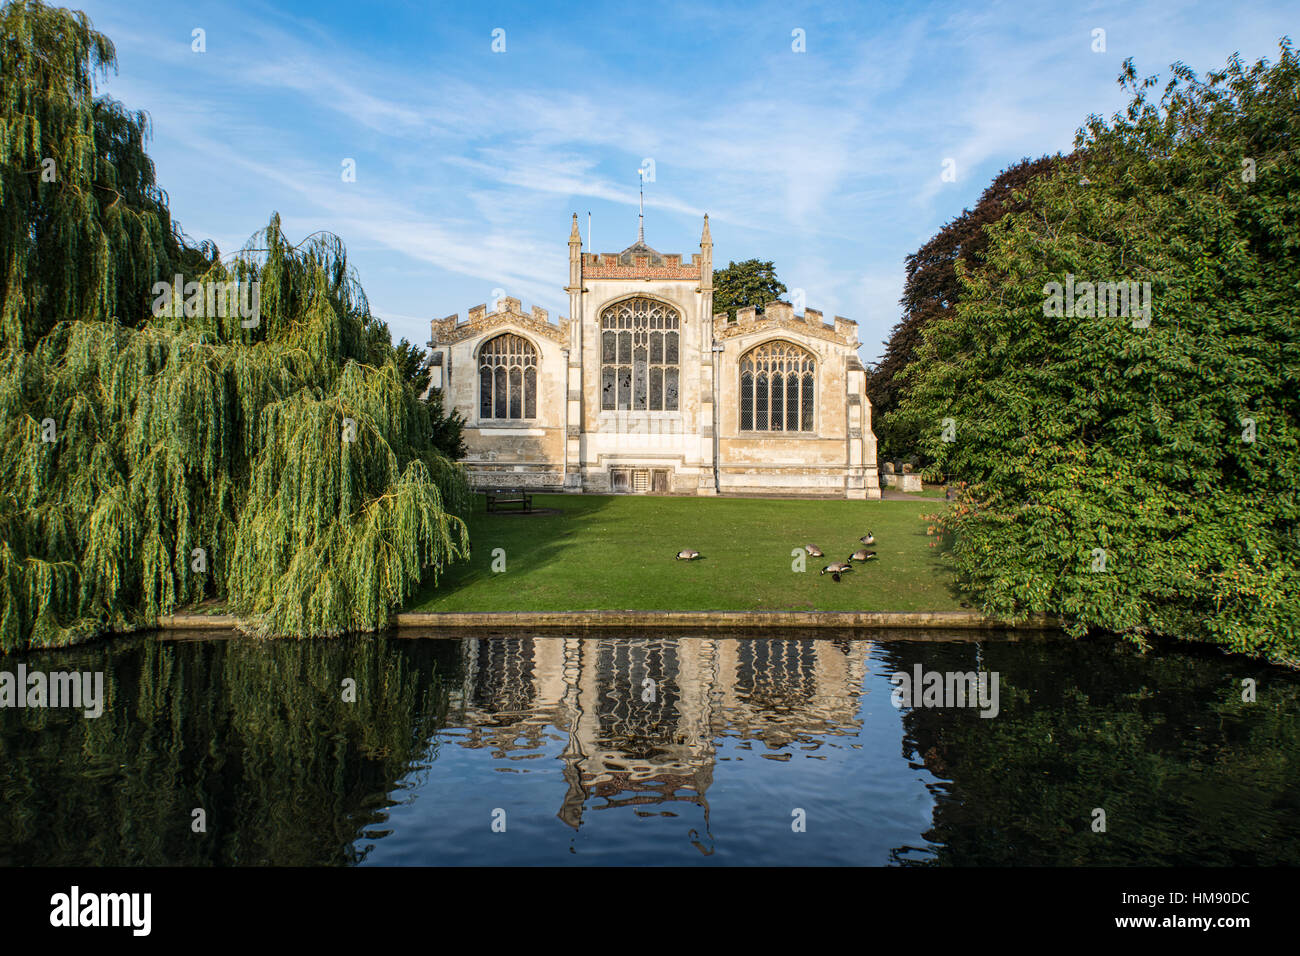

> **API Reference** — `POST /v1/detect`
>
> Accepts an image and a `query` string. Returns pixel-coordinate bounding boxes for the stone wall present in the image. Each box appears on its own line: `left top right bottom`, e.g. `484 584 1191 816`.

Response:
712 302 880 499
574 282 715 496
430 217 880 500
430 297 569 489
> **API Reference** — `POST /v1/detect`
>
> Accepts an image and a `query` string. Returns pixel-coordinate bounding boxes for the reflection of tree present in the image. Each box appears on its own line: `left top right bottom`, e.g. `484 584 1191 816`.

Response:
887 640 1300 866
0 635 454 866
1 633 873 864
7 632 1291 866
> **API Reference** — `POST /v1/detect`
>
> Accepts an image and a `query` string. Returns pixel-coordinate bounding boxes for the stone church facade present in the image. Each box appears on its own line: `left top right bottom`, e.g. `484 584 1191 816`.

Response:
427 214 880 498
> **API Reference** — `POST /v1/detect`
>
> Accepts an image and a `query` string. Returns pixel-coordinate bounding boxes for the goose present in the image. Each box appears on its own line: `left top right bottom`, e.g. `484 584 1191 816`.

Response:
805 544 824 557
820 562 852 582
676 549 701 561
850 549 877 562
860 533 875 545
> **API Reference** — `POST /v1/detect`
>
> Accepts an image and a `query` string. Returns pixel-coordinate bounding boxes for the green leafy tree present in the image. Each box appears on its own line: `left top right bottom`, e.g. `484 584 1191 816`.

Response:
392 337 427 387
394 337 466 461
894 44 1300 662
869 155 1063 463
0 1 470 648
0 0 215 348
712 258 787 317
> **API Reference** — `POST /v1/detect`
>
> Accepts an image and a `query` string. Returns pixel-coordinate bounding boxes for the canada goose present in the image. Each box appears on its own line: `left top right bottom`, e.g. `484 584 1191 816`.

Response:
676 550 701 561
805 544 824 557
820 562 852 582
860 533 875 545
850 549 877 562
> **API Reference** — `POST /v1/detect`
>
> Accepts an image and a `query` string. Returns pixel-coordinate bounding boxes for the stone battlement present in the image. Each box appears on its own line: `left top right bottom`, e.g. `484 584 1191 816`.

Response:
431 296 569 346
430 211 879 501
714 301 858 346
582 250 705 280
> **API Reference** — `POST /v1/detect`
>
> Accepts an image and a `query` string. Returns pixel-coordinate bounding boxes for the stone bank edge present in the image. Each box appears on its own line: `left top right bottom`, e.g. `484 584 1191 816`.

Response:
157 609 1062 631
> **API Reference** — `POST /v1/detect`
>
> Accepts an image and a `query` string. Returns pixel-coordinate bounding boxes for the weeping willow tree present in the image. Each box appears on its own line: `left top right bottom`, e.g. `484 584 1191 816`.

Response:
0 0 215 348
0 1 469 648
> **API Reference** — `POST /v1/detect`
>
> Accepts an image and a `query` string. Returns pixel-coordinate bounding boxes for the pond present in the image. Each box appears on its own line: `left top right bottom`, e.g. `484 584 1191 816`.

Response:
1 629 1296 866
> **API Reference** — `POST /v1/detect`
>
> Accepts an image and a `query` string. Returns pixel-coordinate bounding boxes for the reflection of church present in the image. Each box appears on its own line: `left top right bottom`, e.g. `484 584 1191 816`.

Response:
443 635 870 829
427 212 881 498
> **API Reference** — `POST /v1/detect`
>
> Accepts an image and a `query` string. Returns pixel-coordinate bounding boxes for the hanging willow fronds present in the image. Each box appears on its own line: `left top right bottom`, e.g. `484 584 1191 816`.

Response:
1 2 470 647
1 209 470 648
0 1 214 349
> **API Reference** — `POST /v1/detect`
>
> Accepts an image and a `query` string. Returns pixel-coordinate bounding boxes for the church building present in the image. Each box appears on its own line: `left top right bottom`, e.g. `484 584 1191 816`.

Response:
426 212 880 499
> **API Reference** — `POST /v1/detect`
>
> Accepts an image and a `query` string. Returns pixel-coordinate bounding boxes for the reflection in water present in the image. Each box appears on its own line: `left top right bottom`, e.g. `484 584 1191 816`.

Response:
0 635 452 866
443 636 868 837
1 630 1297 866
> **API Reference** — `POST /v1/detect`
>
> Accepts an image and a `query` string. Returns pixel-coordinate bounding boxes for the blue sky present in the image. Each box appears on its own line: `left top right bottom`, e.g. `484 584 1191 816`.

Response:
79 0 1293 364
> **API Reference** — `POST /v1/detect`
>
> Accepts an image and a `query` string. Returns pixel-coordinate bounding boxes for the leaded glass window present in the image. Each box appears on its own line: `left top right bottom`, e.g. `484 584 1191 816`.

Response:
479 333 538 420
739 341 815 431
600 298 680 411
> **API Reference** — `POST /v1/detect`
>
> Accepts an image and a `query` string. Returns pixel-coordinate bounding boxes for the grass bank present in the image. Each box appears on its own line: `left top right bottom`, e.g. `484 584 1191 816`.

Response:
405 493 964 614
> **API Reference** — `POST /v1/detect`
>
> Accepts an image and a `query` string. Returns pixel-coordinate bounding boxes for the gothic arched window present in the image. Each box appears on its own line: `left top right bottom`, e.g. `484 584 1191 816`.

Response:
739 341 815 431
599 297 680 411
478 333 537 420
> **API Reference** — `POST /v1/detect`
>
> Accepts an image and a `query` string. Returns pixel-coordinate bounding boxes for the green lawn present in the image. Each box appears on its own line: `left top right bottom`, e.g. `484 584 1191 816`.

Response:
904 486 950 499
406 494 965 613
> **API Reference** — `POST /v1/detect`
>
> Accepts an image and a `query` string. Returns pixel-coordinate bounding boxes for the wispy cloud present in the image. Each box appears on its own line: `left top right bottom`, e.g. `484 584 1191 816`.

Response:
81 0 1296 361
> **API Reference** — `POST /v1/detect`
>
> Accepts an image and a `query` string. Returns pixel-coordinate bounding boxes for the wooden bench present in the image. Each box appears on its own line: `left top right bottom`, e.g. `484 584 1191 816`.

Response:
484 488 533 513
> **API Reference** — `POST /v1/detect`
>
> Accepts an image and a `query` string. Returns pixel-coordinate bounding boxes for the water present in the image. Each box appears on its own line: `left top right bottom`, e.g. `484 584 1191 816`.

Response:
1 629 1296 866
